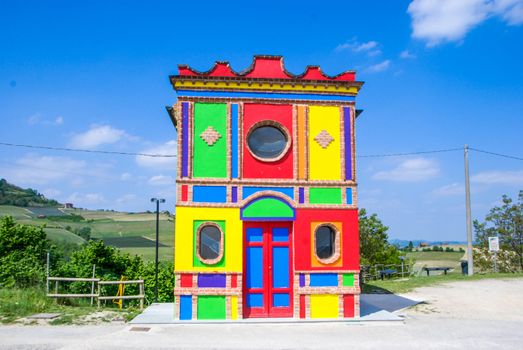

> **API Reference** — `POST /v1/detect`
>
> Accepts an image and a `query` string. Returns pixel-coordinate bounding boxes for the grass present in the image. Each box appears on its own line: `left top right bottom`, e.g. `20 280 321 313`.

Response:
44 228 86 245
0 205 33 219
0 287 141 324
1 205 175 261
363 272 523 294
406 251 464 261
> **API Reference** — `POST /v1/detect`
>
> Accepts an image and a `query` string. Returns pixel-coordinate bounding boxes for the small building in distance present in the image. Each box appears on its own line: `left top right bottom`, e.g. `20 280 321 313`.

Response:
167 56 363 321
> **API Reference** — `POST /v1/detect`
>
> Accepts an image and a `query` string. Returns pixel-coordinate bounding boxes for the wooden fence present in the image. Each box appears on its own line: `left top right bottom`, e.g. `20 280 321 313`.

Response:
46 276 145 309
98 280 145 309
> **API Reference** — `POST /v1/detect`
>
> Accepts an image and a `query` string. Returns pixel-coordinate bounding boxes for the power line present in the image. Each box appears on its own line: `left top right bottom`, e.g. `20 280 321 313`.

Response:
357 147 462 158
0 142 177 158
1 141 522 161
469 147 523 162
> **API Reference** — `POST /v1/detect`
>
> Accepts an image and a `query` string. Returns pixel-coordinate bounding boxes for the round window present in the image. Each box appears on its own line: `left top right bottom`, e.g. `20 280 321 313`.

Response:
197 224 223 264
247 122 290 161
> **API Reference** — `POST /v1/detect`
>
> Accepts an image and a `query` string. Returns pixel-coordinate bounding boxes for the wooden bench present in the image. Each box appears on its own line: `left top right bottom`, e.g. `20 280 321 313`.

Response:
423 267 451 276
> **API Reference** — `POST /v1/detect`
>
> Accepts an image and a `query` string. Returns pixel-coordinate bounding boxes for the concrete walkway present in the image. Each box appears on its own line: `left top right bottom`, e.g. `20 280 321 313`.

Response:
130 293 420 324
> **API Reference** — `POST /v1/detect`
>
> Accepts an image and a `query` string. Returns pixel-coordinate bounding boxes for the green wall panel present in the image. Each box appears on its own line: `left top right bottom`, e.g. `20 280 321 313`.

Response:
197 296 226 320
193 103 227 178
309 188 342 204
342 273 355 287
242 198 294 219
193 220 225 268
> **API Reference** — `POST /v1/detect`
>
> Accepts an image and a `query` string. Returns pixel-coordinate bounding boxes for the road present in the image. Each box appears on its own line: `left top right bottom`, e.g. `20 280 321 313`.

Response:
1 278 522 349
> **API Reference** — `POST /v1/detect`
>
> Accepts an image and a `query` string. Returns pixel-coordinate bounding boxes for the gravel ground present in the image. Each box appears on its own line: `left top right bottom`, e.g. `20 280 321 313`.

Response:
1 278 522 349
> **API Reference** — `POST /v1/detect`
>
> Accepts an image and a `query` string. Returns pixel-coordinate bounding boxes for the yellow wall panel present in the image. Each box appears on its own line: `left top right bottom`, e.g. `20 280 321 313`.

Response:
231 296 238 320
310 294 339 319
174 206 243 272
308 106 341 180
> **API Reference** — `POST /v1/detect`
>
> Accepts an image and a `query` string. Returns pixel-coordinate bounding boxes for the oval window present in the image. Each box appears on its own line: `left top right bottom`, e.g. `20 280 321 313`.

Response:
197 223 223 264
314 224 340 264
247 122 289 161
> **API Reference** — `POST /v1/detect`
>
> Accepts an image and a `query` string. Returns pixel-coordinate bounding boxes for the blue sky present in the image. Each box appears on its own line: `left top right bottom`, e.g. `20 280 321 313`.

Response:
1 0 522 241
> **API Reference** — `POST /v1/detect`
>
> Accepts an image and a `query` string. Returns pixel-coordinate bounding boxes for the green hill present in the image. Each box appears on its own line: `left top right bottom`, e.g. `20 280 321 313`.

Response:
0 178 60 207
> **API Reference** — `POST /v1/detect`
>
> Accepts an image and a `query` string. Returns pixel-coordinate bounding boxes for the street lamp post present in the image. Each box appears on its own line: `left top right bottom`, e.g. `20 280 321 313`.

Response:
151 197 165 303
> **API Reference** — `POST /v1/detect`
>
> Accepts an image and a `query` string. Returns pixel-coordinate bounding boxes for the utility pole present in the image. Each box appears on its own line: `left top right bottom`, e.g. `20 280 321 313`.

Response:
464 145 474 276
151 197 165 303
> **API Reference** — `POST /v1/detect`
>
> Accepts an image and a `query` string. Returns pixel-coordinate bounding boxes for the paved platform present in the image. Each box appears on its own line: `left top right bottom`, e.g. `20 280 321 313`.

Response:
130 293 421 324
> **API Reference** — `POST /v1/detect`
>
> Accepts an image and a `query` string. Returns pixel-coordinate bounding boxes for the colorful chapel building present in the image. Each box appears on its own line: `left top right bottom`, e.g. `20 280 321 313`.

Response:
167 56 363 320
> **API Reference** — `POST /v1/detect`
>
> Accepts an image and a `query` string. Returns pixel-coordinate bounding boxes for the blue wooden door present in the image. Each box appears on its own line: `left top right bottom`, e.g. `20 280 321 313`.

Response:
243 222 293 318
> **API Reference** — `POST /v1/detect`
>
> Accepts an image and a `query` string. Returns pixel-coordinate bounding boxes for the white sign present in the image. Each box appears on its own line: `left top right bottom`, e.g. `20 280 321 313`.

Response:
488 236 500 252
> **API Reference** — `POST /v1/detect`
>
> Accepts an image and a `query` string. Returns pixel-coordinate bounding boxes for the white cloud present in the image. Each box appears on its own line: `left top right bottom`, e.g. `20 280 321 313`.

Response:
336 39 381 56
148 175 176 186
400 50 416 59
116 194 137 204
120 172 132 181
27 113 64 126
27 113 41 125
373 157 440 182
354 41 379 52
136 140 177 168
471 170 523 185
1 155 87 185
367 60 391 73
432 183 465 196
408 0 523 46
66 192 106 206
41 188 62 198
69 124 127 149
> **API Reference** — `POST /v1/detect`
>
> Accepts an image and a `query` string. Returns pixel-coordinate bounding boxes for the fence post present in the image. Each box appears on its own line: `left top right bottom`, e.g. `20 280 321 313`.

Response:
46 252 50 294
90 265 96 306
139 279 144 310
97 282 101 308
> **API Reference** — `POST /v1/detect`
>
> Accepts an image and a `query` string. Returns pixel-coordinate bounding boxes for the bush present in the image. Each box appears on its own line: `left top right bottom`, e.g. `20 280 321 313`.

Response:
0 216 50 288
473 247 521 273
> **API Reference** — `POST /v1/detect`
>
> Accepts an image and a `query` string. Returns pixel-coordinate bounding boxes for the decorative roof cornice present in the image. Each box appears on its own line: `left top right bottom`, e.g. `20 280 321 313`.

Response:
170 55 364 92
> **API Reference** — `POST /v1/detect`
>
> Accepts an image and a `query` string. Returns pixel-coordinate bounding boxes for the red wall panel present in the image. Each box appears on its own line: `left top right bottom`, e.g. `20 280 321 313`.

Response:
294 208 359 271
242 103 294 179
343 294 355 317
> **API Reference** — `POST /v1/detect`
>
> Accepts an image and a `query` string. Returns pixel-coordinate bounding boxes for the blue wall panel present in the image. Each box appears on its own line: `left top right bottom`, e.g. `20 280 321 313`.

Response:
242 187 294 200
309 273 338 287
346 188 353 204
193 186 227 203
180 295 192 320
231 104 239 178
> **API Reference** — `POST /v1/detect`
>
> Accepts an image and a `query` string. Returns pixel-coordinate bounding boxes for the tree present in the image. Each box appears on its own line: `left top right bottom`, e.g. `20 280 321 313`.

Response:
407 241 414 251
474 191 523 270
0 216 50 288
359 209 402 266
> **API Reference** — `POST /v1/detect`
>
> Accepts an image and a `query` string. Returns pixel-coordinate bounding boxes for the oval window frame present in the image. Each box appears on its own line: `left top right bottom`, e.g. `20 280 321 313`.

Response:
313 223 341 264
246 120 292 162
196 222 224 265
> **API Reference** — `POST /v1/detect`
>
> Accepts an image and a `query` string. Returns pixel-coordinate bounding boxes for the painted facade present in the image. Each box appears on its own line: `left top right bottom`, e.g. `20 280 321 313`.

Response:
167 56 363 320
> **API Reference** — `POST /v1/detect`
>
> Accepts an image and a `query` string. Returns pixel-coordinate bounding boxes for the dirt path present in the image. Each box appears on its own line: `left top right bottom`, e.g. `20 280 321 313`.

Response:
401 278 523 321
